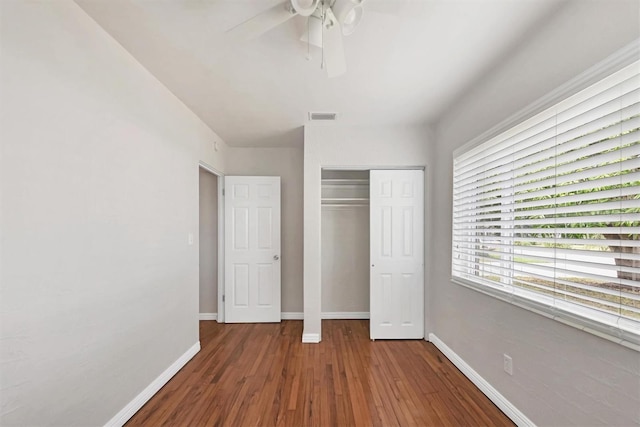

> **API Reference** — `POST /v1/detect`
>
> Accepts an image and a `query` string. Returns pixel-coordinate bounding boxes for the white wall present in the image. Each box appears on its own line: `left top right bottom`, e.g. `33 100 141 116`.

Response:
303 125 433 340
0 1 227 425
226 147 304 313
432 1 640 425
199 169 218 314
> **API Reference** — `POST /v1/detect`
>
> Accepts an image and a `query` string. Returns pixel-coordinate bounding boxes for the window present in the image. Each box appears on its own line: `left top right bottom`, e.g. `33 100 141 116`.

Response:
452 60 640 346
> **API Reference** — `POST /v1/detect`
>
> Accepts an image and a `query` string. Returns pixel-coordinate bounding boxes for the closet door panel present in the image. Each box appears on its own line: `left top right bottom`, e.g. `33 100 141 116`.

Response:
370 170 424 339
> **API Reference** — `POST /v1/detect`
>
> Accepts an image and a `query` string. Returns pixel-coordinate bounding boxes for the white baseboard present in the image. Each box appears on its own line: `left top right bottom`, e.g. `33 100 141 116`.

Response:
104 341 201 427
302 333 321 343
428 334 534 427
213 312 369 321
281 312 304 320
206 312 301 321
322 311 369 319
281 312 371 320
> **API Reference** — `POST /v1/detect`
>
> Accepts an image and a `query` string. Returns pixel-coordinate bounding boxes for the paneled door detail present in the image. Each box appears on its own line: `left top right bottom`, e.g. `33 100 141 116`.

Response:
225 176 281 322
370 170 424 339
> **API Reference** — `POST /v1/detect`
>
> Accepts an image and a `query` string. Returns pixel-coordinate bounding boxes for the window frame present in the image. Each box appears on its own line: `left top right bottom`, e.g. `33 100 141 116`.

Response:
450 41 640 351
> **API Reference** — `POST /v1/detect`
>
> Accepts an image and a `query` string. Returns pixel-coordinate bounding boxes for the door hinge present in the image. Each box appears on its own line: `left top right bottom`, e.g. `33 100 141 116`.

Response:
222 295 225 302
222 188 225 196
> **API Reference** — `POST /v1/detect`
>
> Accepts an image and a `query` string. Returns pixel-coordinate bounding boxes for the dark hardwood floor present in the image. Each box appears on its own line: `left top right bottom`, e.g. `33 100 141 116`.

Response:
126 320 513 426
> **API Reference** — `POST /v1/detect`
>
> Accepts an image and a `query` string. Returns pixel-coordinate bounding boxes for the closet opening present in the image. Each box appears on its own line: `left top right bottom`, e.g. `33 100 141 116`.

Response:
321 169 371 320
320 167 425 340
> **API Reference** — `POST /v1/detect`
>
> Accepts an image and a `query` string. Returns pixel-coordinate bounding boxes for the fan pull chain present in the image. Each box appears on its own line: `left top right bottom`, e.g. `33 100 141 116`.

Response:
320 2 325 69
306 15 311 60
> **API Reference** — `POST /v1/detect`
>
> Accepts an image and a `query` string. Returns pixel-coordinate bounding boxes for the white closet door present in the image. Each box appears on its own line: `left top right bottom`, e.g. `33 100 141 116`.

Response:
370 170 424 339
225 176 281 323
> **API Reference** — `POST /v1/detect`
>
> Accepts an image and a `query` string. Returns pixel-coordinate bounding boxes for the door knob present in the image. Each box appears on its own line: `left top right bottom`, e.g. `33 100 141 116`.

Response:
274 255 280 261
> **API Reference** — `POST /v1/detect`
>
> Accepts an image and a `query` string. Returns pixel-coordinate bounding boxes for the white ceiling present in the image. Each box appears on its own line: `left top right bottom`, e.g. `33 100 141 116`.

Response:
76 0 564 147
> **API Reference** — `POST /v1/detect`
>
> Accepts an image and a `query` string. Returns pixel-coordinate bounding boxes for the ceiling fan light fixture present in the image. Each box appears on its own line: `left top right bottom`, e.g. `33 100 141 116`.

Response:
290 0 320 17
332 0 366 35
300 15 323 48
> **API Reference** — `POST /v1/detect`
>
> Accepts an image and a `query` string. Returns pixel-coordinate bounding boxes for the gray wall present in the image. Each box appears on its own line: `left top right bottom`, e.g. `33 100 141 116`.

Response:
0 2 226 425
199 170 218 314
303 125 434 339
226 147 304 313
321 207 370 313
431 1 640 425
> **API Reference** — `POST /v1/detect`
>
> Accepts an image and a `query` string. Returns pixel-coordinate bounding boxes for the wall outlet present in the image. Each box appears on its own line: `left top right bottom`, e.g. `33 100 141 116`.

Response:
503 354 513 375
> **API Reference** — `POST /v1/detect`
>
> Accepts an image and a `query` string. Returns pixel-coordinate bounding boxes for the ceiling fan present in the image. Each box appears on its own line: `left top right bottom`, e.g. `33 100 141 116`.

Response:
226 0 370 78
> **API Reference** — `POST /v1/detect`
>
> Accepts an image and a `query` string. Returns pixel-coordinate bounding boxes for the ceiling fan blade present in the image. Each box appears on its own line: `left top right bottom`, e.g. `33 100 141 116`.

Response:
322 8 347 78
226 1 296 41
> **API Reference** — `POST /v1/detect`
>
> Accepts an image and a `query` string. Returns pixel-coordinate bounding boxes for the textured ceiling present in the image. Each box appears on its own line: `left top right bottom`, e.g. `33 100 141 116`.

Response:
76 0 564 147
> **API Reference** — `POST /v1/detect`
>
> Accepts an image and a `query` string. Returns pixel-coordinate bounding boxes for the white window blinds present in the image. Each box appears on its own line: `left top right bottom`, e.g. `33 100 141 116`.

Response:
452 61 640 343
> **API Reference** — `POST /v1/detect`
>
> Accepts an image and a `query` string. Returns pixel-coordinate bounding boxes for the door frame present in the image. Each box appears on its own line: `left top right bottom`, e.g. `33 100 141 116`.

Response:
319 165 427 339
199 161 226 323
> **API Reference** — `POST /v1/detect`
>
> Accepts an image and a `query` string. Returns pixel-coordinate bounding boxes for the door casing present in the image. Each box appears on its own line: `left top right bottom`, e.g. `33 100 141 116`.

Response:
198 162 225 323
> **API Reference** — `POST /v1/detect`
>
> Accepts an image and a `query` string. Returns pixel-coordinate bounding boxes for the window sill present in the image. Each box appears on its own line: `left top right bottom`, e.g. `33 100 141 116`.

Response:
450 276 640 352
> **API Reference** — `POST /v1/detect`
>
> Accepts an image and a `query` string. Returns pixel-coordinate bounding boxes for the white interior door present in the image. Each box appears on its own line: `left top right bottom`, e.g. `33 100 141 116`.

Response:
225 176 281 323
370 170 424 339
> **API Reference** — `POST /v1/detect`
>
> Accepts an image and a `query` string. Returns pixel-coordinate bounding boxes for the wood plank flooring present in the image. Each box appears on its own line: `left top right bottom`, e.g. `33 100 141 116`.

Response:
126 320 513 427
